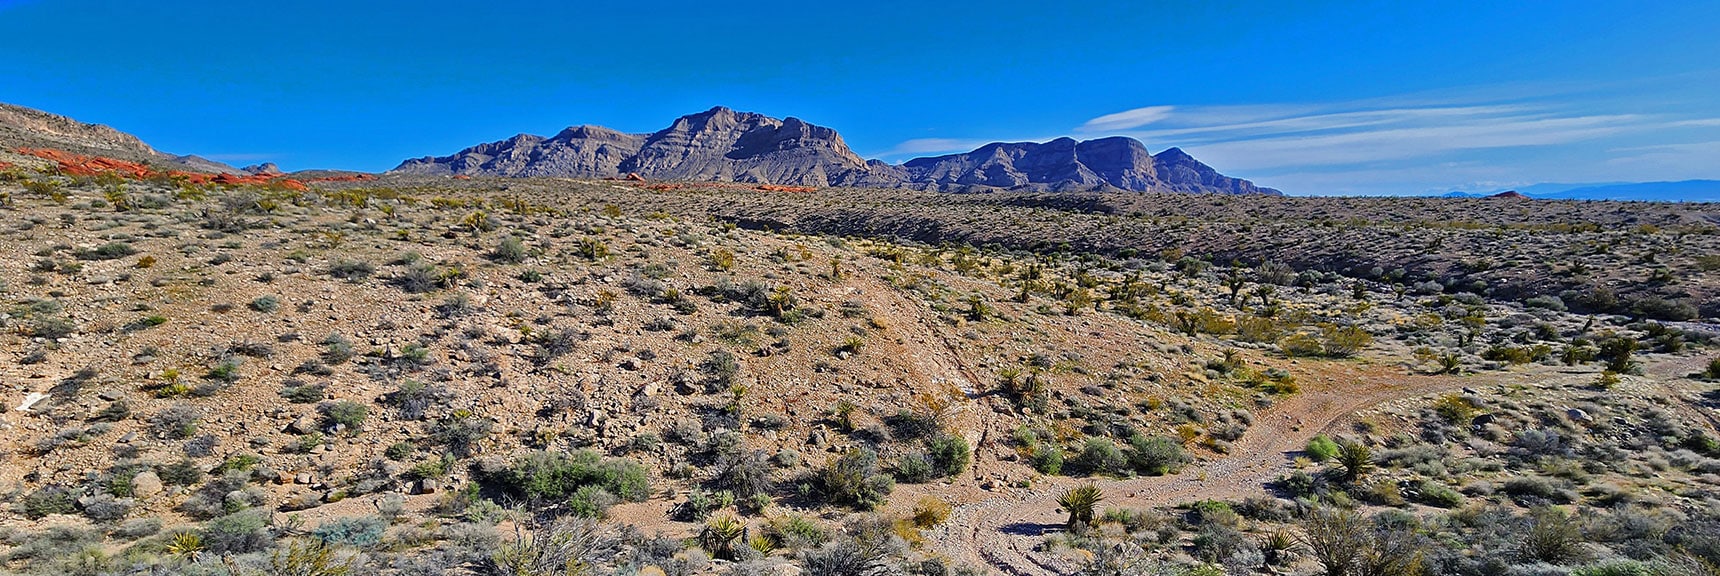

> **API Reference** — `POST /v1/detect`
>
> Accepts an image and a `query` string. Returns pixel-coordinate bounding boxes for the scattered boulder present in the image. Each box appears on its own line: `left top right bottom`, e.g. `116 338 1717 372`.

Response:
131 471 163 498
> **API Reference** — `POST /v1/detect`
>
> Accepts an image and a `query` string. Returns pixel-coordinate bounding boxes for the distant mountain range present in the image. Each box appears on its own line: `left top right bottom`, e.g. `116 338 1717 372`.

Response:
392 106 1281 195
1442 180 1720 202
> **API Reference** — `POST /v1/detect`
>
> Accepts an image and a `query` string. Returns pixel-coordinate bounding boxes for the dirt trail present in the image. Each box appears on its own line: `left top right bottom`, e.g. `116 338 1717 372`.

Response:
922 365 1479 576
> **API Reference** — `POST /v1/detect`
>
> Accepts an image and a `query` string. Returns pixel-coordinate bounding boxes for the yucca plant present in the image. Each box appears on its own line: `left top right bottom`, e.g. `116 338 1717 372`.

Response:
700 514 747 560
1057 484 1104 528
1336 439 1374 482
165 531 204 560
1261 528 1297 567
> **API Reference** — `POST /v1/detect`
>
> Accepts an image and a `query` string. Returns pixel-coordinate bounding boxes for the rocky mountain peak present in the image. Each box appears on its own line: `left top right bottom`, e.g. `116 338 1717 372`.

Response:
391 107 1277 194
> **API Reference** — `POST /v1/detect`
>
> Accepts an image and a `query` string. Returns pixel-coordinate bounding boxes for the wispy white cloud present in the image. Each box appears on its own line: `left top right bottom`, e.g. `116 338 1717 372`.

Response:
1175 112 1643 170
872 84 1720 194
1077 105 1175 132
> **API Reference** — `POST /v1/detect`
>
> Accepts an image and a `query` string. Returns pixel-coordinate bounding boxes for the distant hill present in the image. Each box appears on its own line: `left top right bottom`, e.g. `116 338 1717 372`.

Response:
0 102 238 174
393 106 1280 195
1445 180 1720 202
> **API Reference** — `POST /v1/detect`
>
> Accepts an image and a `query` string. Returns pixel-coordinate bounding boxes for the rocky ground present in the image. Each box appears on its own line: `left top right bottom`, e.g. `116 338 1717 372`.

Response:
0 168 1715 576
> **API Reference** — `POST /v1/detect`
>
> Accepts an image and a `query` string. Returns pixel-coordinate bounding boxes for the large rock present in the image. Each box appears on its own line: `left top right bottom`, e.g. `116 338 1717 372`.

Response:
130 470 163 498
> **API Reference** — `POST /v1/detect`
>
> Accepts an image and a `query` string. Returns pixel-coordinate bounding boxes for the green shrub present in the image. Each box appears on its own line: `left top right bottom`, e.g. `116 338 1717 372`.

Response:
1278 332 1325 357
487 450 650 512
318 400 369 431
327 260 375 280
1320 325 1373 358
1070 437 1129 476
249 295 280 313
156 459 206 486
75 242 136 260
18 486 76 519
1305 436 1340 462
281 382 327 403
1030 443 1065 475
1126 434 1188 476
311 516 386 548
819 447 894 510
894 451 934 484
202 509 274 554
926 434 972 478
491 236 528 263
1415 480 1464 508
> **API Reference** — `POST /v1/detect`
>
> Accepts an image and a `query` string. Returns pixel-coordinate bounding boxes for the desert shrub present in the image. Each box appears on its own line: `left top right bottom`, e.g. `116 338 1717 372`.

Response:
322 333 356 364
1414 480 1464 508
487 517 621 576
1321 325 1373 358
327 259 375 280
75 241 136 260
304 519 384 556
1432 395 1482 424
925 434 972 478
1524 294 1568 311
18 486 77 519
249 295 280 313
205 356 242 385
1521 506 1588 564
183 434 218 457
318 400 369 431
269 539 357 576
715 450 775 499
431 410 492 457
894 451 934 484
1125 434 1188 476
1503 476 1573 505
156 459 206 486
486 450 650 514
1070 437 1130 476
491 236 527 263
1031 442 1065 475
282 381 328 403
911 496 952 529
1278 332 1325 357
819 447 894 511
387 379 448 420
1630 297 1697 321
1305 435 1340 462
152 404 202 439
673 488 733 521
203 509 274 554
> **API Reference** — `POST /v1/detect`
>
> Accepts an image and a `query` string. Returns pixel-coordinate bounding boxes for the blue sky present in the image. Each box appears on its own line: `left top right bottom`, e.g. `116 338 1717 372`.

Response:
1 0 1716 195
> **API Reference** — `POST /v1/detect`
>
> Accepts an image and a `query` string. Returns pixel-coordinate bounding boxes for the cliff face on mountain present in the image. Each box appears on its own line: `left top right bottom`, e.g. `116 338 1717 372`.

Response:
395 125 645 178
392 106 1280 194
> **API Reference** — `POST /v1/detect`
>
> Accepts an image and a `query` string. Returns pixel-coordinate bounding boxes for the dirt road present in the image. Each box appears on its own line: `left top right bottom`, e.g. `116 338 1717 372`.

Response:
920 366 1474 576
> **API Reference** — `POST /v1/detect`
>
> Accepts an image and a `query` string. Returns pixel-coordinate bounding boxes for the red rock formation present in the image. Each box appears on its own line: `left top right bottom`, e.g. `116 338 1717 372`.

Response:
11 147 383 192
755 184 817 192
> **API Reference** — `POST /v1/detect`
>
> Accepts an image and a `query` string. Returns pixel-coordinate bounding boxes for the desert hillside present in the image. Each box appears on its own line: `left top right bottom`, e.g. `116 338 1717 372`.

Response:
0 164 1716 576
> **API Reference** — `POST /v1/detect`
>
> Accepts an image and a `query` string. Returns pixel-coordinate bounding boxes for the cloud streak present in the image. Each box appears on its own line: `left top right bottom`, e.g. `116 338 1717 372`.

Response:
874 84 1720 195
1070 92 1720 193
1078 105 1175 132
